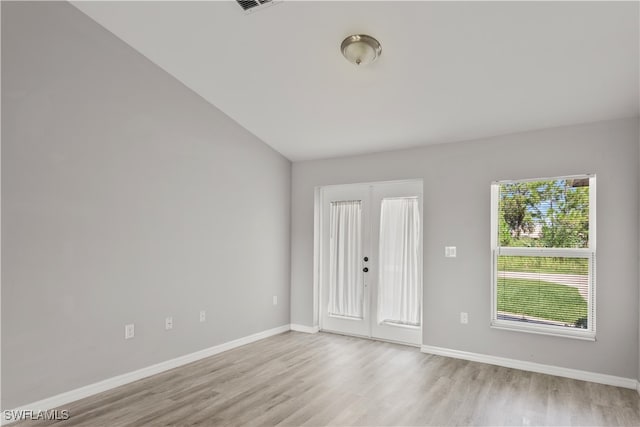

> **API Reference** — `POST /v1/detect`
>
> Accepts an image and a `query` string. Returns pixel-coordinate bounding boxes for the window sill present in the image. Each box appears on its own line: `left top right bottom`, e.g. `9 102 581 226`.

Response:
379 320 421 329
328 314 363 321
491 320 596 341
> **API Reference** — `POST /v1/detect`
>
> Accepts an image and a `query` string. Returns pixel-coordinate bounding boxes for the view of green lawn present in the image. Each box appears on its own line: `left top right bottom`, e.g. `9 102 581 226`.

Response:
497 277 587 325
496 179 591 329
497 256 588 275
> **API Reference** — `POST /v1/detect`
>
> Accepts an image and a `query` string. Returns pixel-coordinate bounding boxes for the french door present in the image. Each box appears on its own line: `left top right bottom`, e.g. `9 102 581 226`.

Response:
319 180 423 345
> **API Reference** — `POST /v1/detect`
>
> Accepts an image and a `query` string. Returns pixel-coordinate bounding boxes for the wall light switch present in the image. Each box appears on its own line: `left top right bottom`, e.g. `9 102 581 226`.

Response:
125 323 135 339
199 310 206 322
273 296 278 305
165 316 173 330
445 246 457 258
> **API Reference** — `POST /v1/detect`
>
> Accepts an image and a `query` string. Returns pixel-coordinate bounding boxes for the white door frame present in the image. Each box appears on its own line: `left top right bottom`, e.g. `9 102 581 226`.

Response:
313 179 424 346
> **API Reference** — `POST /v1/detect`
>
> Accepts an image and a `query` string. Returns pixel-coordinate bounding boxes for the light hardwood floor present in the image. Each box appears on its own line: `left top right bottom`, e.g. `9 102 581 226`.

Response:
14 331 640 426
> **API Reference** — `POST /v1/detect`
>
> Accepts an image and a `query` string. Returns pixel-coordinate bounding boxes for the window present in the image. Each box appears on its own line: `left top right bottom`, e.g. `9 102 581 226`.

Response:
490 175 596 340
377 197 421 326
328 200 364 319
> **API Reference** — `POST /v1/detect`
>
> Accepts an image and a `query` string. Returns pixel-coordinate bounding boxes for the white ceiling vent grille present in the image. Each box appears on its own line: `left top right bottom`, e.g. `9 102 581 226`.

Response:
236 0 278 13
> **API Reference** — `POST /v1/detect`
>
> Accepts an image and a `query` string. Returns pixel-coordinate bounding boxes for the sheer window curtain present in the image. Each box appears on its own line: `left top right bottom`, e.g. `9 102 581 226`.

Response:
328 201 364 318
377 198 421 326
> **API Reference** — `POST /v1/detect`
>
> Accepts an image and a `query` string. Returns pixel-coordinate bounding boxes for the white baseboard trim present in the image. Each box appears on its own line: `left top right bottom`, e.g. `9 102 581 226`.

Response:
2 324 290 425
290 324 320 334
421 344 637 390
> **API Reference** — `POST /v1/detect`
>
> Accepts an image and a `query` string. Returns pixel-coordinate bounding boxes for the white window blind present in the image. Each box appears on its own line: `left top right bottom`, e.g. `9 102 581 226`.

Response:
377 197 421 326
328 200 364 318
491 175 596 339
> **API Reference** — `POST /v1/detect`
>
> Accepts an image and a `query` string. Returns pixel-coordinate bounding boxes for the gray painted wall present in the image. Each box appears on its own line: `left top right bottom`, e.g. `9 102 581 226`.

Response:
2 1 291 409
291 117 639 379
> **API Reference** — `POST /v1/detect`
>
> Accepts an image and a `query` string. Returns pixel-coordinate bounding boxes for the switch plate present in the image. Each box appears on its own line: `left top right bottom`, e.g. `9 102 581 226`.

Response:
199 310 206 322
165 316 173 330
273 296 278 305
460 312 468 324
445 246 457 258
125 323 135 339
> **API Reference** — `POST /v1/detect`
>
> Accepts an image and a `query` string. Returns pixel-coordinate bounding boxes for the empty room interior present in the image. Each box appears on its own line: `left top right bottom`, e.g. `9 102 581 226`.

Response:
2 0 640 426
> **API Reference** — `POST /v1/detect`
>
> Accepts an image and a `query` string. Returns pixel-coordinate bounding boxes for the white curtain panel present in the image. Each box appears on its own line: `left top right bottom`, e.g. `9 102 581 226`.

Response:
378 198 421 326
328 201 363 318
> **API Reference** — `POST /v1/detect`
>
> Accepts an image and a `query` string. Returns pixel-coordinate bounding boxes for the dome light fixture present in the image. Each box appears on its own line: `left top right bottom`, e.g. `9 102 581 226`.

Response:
341 34 382 66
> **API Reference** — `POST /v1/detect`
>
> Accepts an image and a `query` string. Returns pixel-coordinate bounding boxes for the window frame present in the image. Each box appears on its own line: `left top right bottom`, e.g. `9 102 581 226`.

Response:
490 174 596 340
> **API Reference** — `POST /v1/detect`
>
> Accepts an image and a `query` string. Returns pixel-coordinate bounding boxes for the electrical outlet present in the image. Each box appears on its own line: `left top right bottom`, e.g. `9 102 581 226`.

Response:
273 296 278 305
199 310 206 322
445 246 457 258
125 323 135 339
165 316 173 330
460 312 468 324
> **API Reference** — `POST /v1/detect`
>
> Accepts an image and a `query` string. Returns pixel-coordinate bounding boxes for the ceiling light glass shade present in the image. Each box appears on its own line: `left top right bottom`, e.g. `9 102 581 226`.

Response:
341 34 382 66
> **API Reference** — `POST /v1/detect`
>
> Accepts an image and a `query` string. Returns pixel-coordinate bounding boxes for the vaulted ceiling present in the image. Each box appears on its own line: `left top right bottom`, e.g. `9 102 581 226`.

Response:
72 1 639 161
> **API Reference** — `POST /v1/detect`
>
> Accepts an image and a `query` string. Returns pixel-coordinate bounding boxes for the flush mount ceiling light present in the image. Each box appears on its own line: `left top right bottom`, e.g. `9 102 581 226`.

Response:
341 34 382 66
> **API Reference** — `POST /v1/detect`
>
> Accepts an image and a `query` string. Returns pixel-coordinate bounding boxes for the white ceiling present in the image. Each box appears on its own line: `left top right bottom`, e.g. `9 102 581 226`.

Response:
72 1 639 161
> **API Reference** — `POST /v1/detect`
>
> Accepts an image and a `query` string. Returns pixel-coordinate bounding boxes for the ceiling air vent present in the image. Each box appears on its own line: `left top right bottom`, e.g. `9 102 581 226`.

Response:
236 0 278 13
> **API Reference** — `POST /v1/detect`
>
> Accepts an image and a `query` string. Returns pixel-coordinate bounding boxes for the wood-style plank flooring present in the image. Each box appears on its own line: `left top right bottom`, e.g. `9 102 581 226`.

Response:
14 331 640 426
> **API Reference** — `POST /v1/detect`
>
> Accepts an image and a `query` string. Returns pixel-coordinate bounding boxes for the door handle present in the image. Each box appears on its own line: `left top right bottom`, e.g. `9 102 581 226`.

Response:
363 256 369 262
363 267 369 273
